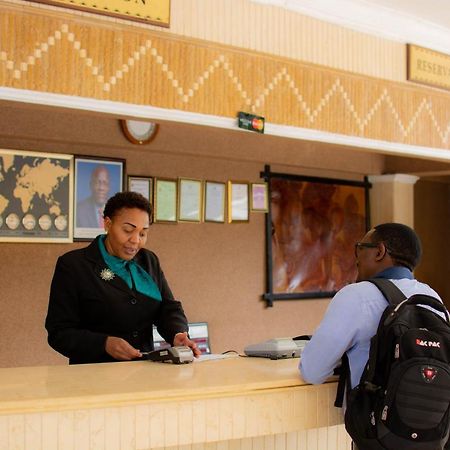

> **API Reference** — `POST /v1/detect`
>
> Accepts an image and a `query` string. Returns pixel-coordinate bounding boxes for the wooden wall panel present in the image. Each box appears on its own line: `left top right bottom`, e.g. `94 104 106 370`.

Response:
1 2 450 151
21 0 406 81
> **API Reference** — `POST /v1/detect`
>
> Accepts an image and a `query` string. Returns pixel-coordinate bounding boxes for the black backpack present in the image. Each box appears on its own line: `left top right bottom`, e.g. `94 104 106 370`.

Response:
335 278 450 450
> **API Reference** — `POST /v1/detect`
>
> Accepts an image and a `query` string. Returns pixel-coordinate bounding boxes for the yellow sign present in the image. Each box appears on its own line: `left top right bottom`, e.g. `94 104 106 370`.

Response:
30 0 170 27
407 44 450 91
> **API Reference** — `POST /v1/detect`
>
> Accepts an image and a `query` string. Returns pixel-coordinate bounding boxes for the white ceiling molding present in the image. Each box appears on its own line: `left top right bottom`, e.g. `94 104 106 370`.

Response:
1 86 450 163
368 174 420 185
251 0 450 55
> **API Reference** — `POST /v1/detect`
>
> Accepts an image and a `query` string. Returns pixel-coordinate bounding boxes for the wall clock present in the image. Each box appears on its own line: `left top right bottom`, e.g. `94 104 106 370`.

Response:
121 119 159 145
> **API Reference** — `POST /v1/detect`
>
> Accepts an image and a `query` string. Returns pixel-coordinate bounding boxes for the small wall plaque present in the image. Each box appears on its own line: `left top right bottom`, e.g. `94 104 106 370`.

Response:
407 44 450 92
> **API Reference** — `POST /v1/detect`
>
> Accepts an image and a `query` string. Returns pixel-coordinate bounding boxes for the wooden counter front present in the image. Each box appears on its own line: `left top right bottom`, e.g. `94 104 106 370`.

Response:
0 356 350 449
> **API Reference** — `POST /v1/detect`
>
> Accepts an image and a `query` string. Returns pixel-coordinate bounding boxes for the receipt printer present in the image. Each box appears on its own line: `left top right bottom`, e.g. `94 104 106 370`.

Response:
142 346 194 364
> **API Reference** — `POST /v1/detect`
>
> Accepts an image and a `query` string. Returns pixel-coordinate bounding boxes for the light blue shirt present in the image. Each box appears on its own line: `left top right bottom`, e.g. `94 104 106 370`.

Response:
299 270 442 389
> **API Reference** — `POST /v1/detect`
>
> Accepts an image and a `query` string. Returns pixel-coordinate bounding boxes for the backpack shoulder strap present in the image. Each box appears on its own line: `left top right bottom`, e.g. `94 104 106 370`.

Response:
368 278 406 306
362 278 407 384
334 352 349 408
334 279 406 408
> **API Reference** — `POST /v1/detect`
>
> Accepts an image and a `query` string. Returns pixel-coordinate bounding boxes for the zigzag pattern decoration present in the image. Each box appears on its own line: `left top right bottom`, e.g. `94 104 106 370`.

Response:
1 9 449 149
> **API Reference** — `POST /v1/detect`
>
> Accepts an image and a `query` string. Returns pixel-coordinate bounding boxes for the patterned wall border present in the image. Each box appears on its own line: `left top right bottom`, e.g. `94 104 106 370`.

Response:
1 4 449 150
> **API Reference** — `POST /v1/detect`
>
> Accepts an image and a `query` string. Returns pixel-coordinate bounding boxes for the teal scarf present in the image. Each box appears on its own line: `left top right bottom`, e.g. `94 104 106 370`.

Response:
98 235 162 301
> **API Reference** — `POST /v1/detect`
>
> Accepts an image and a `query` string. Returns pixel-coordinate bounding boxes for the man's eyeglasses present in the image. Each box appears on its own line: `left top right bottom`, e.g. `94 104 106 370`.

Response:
354 242 378 257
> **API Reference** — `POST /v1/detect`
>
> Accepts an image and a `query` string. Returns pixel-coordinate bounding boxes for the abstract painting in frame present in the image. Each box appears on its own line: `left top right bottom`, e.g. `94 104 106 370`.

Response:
262 166 371 305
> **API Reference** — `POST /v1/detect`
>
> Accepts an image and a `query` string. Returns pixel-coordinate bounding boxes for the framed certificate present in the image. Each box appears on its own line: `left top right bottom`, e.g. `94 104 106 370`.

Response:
128 175 152 201
178 178 203 222
204 181 226 223
251 182 269 212
228 181 249 223
154 178 177 223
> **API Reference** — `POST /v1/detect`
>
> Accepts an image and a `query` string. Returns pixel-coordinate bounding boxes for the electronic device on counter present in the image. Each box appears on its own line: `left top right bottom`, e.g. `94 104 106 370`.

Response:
153 322 211 354
244 337 309 360
142 346 194 364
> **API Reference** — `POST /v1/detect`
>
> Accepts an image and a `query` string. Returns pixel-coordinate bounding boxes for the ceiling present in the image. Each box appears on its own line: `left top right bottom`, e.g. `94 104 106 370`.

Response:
361 0 450 30
251 0 450 54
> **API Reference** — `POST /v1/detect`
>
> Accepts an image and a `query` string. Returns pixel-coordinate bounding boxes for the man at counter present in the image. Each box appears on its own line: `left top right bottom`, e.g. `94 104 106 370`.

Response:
299 222 445 447
299 223 440 387
46 191 201 364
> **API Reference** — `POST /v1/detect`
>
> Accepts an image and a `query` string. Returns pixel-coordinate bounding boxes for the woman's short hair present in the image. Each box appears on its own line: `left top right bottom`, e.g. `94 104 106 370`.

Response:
372 223 422 271
103 191 152 220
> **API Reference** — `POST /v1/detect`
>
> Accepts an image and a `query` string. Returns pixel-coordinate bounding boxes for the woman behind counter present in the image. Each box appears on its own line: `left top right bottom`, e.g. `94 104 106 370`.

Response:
45 191 200 364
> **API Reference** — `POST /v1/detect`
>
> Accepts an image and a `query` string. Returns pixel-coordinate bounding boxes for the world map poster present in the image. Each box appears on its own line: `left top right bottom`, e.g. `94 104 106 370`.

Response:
0 149 73 242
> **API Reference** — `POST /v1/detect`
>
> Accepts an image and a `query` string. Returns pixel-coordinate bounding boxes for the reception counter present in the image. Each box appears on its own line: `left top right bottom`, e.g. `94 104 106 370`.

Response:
0 356 350 449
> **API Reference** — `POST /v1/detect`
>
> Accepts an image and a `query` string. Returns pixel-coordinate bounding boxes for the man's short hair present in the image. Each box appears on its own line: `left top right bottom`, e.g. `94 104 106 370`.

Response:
372 223 422 271
103 191 152 221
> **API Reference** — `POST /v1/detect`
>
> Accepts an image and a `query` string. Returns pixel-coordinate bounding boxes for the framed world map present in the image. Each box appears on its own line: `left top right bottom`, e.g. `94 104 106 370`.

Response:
0 149 73 242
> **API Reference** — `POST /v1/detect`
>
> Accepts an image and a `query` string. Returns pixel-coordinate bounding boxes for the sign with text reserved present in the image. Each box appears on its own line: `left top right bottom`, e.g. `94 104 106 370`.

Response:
407 44 450 92
29 0 170 27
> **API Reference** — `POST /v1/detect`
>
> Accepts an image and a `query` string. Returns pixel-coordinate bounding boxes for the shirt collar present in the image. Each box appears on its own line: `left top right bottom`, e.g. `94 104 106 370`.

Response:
373 266 414 280
98 234 129 269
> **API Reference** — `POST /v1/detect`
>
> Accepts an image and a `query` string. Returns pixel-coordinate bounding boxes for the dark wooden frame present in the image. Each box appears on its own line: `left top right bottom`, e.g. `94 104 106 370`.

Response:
261 165 371 306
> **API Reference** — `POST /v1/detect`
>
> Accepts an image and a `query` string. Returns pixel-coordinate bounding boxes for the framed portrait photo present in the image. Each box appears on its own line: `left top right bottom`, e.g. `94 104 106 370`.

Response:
178 178 203 222
0 149 73 243
204 181 226 223
128 175 152 201
251 182 269 212
228 181 249 223
74 156 125 240
154 178 177 223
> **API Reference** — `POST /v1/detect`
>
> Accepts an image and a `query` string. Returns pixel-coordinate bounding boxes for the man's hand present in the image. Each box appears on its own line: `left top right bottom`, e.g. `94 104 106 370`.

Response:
173 332 201 358
105 336 142 360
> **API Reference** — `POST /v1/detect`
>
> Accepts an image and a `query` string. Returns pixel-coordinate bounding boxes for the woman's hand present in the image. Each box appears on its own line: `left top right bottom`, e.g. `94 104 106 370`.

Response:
105 336 142 360
173 332 201 358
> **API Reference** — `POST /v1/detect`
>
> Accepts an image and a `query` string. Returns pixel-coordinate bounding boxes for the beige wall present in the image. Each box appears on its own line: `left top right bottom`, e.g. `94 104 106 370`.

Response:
1 1 449 369
414 180 450 310
0 103 386 367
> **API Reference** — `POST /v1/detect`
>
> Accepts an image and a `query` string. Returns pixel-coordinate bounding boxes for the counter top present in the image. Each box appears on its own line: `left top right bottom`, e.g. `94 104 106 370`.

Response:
0 356 328 414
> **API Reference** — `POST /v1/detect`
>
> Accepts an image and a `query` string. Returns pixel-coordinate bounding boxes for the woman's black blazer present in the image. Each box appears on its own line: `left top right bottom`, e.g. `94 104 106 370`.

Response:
45 236 188 364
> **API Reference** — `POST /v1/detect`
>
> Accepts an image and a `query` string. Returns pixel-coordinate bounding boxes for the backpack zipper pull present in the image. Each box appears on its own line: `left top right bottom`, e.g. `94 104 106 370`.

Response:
395 343 400 359
381 405 389 421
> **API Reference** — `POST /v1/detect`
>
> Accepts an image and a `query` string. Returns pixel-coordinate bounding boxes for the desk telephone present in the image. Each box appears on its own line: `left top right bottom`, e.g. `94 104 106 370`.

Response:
244 335 311 360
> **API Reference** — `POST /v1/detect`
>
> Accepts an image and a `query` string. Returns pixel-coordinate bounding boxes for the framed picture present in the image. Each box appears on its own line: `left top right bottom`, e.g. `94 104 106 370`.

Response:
228 181 249 223
251 182 269 212
74 156 125 240
154 178 177 223
128 175 152 201
0 149 73 243
178 178 203 222
262 165 371 305
204 181 226 223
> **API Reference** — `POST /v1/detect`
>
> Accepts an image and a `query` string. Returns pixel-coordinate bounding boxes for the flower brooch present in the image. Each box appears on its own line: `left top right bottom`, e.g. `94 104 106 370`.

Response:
100 268 115 281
